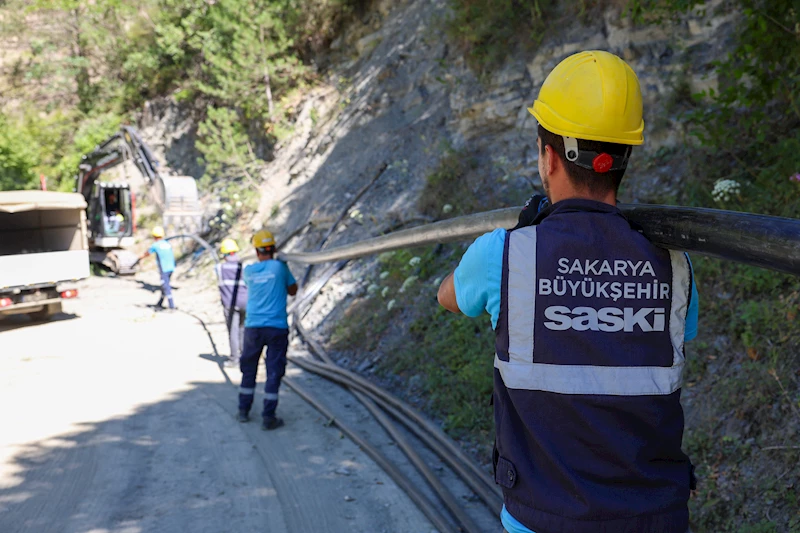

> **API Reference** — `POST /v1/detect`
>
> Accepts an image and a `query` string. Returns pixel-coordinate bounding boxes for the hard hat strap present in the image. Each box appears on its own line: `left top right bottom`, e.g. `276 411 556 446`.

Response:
563 136 631 173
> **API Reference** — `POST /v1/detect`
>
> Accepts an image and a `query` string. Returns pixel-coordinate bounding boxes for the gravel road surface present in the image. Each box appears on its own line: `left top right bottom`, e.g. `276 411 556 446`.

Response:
0 272 435 533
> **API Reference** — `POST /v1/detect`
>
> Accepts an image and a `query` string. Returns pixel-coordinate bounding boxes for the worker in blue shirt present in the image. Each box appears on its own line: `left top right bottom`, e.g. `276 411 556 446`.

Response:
138 226 176 310
438 51 699 533
236 230 297 431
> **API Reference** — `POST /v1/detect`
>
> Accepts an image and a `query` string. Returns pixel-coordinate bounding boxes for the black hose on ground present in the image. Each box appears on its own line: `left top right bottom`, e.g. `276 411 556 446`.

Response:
289 351 504 513
282 377 457 533
354 389 484 533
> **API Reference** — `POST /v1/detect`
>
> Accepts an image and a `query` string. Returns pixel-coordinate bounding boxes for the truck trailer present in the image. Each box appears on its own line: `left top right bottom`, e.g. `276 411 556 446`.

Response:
0 190 90 320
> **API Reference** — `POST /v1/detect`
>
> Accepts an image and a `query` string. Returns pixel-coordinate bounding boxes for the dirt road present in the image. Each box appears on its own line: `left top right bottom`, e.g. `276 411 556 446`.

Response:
0 272 435 533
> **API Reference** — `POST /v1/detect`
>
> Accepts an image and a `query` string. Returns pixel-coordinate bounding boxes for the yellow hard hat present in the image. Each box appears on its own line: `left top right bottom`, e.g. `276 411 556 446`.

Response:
252 230 275 248
529 50 644 146
220 238 239 254
151 226 165 238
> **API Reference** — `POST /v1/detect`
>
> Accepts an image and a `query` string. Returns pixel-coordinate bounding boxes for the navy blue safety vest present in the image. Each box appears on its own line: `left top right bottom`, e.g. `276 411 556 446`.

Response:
494 199 694 533
216 256 248 311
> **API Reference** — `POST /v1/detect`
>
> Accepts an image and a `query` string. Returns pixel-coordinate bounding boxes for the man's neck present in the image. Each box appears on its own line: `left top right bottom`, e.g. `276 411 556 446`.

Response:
548 176 616 206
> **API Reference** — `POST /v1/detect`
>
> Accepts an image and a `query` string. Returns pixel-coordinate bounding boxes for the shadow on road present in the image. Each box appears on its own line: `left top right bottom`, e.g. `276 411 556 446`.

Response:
0 382 281 533
0 376 407 533
0 312 79 334
134 279 181 294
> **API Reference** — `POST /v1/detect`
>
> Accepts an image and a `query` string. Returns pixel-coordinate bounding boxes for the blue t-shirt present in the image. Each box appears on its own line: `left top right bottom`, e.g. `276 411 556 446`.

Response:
243 260 297 329
502 505 536 533
454 228 699 338
457 229 700 533
148 240 176 273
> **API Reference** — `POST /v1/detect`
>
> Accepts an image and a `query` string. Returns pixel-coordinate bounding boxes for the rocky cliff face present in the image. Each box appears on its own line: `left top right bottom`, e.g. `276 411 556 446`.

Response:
137 0 737 324
140 0 735 233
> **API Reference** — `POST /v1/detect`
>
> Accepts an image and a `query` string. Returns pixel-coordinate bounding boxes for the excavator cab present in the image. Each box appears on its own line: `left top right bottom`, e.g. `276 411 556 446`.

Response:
89 183 134 244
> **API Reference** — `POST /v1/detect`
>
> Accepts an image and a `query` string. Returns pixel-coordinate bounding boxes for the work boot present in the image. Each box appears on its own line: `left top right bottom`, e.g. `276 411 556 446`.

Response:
236 410 250 423
261 417 284 431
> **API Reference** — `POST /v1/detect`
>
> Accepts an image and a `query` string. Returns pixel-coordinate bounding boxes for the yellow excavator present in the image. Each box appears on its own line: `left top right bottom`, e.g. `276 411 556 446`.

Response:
76 126 202 274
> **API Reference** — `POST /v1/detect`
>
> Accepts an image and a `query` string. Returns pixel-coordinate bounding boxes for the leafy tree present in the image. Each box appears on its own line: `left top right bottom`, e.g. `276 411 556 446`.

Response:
196 106 264 187
0 113 38 191
6 0 136 113
195 0 306 120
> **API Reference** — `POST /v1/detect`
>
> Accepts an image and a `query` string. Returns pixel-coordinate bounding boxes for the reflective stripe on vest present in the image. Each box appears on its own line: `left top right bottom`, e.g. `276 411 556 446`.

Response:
495 225 691 396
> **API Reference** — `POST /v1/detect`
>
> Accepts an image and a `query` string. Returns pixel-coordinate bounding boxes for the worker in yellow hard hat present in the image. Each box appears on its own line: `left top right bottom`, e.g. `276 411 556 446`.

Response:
214 238 248 368
437 51 699 533
236 229 298 430
138 226 176 309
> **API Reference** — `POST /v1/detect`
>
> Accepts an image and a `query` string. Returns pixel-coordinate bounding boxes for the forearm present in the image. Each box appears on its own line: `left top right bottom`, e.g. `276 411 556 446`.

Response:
437 271 461 313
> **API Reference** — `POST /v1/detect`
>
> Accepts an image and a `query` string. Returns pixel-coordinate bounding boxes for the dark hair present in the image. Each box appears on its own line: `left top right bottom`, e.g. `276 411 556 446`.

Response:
537 125 631 195
256 245 275 255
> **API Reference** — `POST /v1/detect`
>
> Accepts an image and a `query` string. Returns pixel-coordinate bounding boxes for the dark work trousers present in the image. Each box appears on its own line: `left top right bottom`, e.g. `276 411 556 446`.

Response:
238 327 289 420
223 307 246 363
156 271 175 309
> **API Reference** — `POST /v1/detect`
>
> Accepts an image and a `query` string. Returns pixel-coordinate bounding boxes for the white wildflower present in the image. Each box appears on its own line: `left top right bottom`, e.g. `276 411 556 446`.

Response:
399 276 418 293
233 193 240 200
408 256 421 267
442 204 453 214
386 299 396 311
379 271 390 280
712 179 741 203
432 276 443 287
221 213 228 220
367 284 380 294
381 286 390 298
235 201 243 208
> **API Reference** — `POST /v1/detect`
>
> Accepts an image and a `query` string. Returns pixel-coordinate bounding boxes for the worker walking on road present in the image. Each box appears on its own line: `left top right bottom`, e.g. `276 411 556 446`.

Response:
438 51 699 533
138 226 176 310
237 230 298 430
215 238 248 368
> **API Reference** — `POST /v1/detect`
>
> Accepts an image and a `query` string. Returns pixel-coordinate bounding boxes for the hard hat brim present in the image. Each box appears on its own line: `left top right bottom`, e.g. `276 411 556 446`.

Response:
529 105 644 146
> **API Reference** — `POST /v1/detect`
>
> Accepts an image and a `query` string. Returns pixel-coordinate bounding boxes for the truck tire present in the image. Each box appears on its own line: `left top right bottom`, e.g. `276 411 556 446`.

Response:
27 302 62 321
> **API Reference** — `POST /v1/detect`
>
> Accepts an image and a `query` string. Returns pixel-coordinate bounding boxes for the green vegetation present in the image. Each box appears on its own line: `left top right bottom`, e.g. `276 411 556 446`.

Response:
417 148 479 218
0 0 370 192
0 113 37 191
331 245 496 447
446 0 607 73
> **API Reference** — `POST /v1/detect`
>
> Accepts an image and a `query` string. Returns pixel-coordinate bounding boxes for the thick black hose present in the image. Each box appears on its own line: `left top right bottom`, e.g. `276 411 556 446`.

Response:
280 205 800 276
289 353 504 514
354 390 483 533
294 322 499 499
283 377 456 533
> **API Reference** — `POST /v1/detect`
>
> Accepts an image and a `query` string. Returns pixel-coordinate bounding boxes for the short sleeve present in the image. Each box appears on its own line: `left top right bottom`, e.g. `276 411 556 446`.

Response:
285 263 297 287
148 244 156 254
684 256 699 342
453 229 505 324
243 265 253 285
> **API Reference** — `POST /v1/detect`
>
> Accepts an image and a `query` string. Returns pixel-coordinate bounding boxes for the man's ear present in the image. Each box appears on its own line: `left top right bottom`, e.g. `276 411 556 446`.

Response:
543 144 559 176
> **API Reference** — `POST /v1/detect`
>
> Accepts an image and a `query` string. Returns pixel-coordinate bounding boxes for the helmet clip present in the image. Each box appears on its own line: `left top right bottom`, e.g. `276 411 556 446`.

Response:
563 136 580 162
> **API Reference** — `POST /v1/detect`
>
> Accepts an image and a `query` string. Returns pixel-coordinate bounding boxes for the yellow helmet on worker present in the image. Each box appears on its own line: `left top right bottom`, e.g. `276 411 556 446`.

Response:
220 238 239 255
151 226 165 238
529 50 644 146
252 230 275 249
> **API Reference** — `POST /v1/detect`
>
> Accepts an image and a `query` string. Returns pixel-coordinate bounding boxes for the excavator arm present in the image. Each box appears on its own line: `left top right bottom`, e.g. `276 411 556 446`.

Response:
76 126 203 274
76 126 202 234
